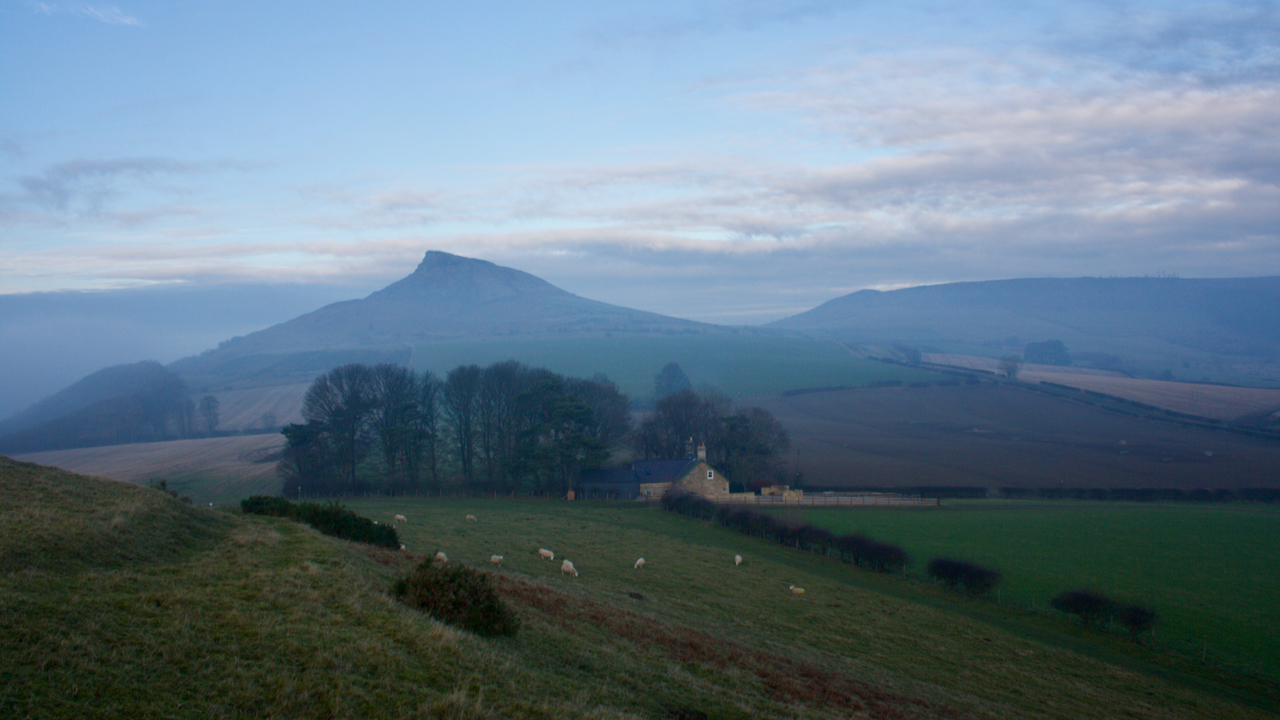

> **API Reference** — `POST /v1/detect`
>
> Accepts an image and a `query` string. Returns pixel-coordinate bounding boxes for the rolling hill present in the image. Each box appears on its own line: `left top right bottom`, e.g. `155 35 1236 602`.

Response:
769 276 1280 386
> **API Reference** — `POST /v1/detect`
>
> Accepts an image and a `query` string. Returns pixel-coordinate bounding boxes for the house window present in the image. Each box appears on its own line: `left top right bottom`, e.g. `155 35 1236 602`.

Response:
707 470 714 479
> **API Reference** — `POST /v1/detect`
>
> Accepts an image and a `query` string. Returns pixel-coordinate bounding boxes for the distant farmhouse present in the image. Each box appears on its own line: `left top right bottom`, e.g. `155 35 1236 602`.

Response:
578 443 761 501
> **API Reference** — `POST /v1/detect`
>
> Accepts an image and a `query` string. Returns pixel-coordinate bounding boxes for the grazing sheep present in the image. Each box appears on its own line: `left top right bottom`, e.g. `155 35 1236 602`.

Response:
789 585 805 595
466 514 477 522
394 514 408 523
561 559 578 577
734 554 742 566
435 551 448 563
400 544 406 551
539 548 555 560
489 555 503 566
634 557 646 569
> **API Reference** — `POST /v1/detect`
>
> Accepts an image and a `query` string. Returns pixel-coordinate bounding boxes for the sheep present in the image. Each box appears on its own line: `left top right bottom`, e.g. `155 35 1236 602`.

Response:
561 559 578 577
735 554 743 566
465 514 477 523
435 551 448 563
789 585 805 595
538 548 555 560
634 557 646 569
489 555 503 566
400 544 406 551
394 514 408 523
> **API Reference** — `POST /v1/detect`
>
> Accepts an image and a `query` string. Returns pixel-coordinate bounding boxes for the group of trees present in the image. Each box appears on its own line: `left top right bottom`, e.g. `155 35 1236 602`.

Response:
279 361 631 497
635 386 791 490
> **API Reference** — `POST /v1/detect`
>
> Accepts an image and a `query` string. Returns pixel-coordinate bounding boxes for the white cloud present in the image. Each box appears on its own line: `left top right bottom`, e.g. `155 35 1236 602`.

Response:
29 2 142 26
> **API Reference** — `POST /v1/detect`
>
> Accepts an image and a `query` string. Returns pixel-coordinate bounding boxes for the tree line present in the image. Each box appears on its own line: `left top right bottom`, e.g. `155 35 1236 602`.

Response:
279 361 631 497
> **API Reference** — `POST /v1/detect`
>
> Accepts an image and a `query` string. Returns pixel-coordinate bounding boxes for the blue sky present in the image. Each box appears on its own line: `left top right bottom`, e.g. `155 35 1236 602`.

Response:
3 0 1279 325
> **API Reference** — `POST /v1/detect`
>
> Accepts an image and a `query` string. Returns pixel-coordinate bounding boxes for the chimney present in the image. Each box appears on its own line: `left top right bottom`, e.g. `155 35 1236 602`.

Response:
697 442 706 462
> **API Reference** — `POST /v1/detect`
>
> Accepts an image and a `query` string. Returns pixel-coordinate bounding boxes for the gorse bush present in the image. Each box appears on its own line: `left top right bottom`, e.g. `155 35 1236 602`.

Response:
927 558 1003 596
240 496 400 549
392 558 519 637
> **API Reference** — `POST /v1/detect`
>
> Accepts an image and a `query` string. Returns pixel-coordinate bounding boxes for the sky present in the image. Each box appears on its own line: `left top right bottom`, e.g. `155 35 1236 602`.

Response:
3 0 1279 329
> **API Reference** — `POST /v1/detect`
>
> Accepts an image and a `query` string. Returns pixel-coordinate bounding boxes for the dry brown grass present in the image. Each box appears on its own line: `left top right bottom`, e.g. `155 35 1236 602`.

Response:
921 353 1280 420
12 434 284 502
210 383 309 431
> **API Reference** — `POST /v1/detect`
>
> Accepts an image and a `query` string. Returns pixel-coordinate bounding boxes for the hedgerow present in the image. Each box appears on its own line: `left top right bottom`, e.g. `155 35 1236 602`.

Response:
660 489 910 573
240 495 400 549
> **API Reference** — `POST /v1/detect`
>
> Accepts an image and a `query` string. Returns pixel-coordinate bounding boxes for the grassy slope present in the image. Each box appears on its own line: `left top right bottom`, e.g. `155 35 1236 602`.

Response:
4 458 1275 718
762 502 1280 683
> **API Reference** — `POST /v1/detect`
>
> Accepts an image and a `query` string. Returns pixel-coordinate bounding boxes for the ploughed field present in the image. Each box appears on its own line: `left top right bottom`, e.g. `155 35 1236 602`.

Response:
750 384 1280 490
761 501 1280 683
5 456 1276 719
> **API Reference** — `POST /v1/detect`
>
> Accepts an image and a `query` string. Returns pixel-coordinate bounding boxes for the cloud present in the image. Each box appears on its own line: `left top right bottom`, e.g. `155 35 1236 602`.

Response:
29 2 142 26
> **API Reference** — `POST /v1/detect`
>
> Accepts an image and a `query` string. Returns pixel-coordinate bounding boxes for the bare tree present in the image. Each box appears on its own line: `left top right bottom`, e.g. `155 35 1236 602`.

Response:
302 363 375 489
198 395 220 435
999 355 1021 380
443 365 483 482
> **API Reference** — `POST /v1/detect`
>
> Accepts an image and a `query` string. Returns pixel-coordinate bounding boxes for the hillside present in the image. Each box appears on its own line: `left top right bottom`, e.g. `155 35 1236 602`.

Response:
3 457 1274 719
770 276 1280 386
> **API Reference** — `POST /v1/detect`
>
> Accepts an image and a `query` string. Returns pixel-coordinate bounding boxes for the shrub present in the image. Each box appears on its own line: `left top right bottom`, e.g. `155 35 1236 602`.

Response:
1050 590 1115 628
927 558 1002 596
1115 603 1157 640
392 558 519 637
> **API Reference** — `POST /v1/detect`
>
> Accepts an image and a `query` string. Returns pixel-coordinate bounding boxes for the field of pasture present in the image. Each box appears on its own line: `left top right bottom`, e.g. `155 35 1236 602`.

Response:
4 456 1276 719
752 384 1280 490
764 501 1280 683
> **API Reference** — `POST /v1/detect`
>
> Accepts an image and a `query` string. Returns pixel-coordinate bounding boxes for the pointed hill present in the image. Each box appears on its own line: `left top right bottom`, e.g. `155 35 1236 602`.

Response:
170 251 720 385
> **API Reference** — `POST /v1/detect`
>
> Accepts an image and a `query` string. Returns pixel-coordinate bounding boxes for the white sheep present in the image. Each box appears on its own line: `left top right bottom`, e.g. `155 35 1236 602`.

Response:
734 554 742 566
466 514 477 523
560 559 578 577
435 551 448 563
489 555 503 566
538 548 555 560
634 557 646 569
400 544 406 551
394 514 408 523
789 585 805 595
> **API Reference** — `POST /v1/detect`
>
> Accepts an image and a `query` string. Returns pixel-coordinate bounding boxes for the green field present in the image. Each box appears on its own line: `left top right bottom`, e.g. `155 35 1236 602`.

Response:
766 501 1280 681
7 456 1277 718
410 334 942 401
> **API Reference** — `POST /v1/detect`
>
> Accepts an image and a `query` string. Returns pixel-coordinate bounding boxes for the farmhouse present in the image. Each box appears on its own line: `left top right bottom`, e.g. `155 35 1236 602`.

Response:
578 443 749 501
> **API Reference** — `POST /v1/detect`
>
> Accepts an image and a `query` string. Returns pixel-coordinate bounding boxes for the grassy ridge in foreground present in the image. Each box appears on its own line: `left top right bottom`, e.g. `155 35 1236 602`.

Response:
4 458 1275 719
768 502 1280 682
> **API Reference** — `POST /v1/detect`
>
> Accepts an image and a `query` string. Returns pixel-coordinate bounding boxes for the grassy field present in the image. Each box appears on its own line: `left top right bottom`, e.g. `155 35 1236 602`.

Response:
5 457 1277 719
751 384 1280 489
410 334 943 402
763 501 1280 683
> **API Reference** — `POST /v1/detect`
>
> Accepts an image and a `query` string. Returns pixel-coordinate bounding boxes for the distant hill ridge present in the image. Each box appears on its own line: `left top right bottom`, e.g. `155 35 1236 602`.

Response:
770 276 1280 383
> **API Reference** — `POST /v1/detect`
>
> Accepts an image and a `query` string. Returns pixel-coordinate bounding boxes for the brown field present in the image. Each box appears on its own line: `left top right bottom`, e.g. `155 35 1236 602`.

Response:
207 383 309 431
749 384 1280 490
922 353 1280 421
12 433 284 503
